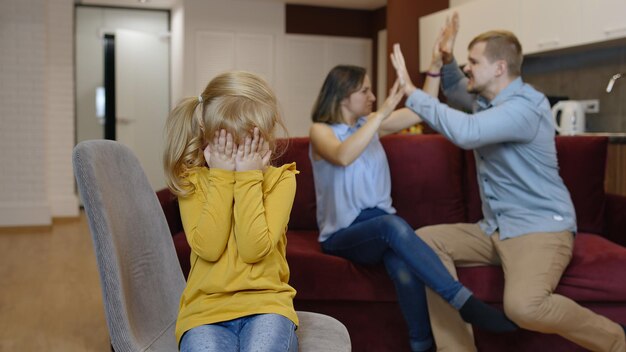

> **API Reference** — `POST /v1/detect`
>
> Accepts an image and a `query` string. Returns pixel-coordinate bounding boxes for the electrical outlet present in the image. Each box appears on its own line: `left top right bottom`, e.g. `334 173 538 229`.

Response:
580 99 600 113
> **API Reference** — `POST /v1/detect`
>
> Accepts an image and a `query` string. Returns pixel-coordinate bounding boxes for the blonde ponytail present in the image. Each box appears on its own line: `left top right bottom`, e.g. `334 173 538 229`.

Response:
163 97 206 197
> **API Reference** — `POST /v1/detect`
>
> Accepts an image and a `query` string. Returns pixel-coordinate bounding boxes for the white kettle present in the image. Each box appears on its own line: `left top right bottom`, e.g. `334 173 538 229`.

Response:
552 101 586 135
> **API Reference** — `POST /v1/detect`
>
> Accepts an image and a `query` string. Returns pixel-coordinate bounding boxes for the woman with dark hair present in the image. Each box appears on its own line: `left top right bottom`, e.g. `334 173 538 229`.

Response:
309 62 517 351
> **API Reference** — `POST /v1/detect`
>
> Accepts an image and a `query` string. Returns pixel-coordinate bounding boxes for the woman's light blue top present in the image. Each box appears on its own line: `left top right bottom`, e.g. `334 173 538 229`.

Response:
310 117 395 242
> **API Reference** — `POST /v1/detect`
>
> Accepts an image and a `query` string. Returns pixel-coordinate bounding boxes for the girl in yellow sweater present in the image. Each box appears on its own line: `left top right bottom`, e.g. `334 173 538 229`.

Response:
163 71 298 352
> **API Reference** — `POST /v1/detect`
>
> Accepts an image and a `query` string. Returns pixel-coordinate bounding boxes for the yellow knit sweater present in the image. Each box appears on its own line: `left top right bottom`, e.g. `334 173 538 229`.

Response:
175 163 299 344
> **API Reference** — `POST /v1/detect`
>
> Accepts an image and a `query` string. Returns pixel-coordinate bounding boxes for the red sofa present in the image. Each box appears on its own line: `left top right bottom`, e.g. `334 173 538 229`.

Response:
157 134 626 352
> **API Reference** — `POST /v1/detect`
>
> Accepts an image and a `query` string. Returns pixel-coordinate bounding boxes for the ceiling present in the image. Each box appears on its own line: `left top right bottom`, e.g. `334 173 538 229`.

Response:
77 0 387 10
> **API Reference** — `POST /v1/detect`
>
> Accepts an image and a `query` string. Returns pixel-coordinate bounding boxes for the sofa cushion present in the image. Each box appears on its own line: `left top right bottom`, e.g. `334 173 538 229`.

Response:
288 231 626 305
382 134 466 229
458 233 626 303
558 233 626 301
276 138 318 231
156 188 183 236
605 194 626 247
555 137 607 234
278 135 468 231
172 231 191 279
463 151 483 223
286 230 397 302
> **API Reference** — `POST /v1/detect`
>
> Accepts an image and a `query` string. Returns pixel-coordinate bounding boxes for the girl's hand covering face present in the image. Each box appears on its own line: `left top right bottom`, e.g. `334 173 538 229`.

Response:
235 127 272 172
204 129 237 171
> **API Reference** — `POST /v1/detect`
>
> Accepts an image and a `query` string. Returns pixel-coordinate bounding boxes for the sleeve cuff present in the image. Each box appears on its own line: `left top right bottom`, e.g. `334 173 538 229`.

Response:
441 58 458 75
441 58 464 91
405 89 429 111
207 168 235 183
234 169 264 182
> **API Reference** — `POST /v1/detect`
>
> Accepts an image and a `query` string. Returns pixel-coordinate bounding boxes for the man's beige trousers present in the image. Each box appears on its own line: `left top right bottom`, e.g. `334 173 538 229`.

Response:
417 223 625 352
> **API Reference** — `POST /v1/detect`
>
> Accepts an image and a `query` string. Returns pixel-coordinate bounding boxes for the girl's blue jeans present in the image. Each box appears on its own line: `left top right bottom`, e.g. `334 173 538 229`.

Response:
179 313 298 352
321 208 472 352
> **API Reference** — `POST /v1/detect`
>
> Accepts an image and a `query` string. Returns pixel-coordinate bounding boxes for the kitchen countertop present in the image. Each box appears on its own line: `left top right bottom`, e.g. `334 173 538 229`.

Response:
579 133 626 144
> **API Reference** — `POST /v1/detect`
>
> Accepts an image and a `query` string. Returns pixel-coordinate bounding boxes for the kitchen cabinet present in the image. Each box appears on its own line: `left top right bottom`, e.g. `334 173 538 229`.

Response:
418 0 520 72
580 0 626 46
419 0 626 71
520 0 583 54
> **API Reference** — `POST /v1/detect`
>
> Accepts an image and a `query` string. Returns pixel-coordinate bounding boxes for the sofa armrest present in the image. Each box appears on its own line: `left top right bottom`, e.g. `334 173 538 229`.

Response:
604 193 626 247
156 188 184 237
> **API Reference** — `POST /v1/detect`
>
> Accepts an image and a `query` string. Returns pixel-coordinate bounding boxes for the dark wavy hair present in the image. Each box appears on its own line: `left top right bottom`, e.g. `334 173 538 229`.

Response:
311 65 366 124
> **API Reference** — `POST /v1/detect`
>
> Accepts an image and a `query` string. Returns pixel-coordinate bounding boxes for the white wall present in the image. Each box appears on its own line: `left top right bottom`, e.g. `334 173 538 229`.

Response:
47 0 78 218
0 0 77 226
0 0 372 226
170 3 185 107
279 34 371 136
176 0 372 137
180 0 285 99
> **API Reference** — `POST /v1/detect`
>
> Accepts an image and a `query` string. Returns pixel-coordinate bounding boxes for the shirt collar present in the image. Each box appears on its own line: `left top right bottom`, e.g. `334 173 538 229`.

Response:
490 77 523 107
333 116 367 137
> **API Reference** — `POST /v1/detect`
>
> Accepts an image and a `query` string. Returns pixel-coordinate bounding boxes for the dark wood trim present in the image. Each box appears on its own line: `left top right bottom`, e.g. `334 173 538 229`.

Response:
286 4 381 38
371 7 387 91
386 0 448 90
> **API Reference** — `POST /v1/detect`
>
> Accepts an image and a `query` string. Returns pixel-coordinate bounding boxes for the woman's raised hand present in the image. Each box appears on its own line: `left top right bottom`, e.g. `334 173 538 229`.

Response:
439 12 459 65
204 129 237 171
375 78 404 121
236 127 271 172
390 44 417 97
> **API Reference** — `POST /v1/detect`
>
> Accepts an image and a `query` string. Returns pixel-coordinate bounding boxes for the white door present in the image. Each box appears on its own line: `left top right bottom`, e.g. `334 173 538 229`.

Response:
115 29 169 190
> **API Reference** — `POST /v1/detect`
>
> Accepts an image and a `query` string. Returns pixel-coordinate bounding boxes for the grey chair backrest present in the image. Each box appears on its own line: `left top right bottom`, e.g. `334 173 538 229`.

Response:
73 140 185 352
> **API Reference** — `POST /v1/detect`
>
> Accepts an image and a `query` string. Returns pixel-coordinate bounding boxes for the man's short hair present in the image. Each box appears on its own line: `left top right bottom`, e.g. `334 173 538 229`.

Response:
469 30 523 77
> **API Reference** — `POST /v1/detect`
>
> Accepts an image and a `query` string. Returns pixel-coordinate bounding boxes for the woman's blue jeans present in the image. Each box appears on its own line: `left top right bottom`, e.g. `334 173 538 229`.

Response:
321 208 472 352
179 313 298 352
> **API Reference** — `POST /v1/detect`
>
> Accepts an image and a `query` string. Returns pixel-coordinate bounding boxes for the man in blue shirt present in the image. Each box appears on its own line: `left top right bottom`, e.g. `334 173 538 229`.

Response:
390 14 626 352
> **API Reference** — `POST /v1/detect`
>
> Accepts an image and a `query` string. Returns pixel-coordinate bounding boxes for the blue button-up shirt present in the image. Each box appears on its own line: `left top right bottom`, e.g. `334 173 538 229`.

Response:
405 60 576 239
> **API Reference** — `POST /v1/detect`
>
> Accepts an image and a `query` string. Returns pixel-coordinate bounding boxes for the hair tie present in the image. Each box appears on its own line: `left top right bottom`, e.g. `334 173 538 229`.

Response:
198 95 203 103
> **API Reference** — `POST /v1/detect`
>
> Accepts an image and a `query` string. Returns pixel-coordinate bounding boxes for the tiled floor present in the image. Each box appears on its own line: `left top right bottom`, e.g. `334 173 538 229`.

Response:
0 212 110 351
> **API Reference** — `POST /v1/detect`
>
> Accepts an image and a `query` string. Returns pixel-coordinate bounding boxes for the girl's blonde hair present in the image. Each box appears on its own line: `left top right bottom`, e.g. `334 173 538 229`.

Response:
163 71 287 197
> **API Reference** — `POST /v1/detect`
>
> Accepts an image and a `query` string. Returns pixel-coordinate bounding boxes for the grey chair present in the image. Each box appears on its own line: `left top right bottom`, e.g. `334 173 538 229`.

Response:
73 140 351 352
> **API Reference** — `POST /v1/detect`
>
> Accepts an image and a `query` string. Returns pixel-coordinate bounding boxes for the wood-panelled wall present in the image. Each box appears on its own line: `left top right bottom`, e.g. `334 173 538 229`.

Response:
606 143 626 196
386 0 448 90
